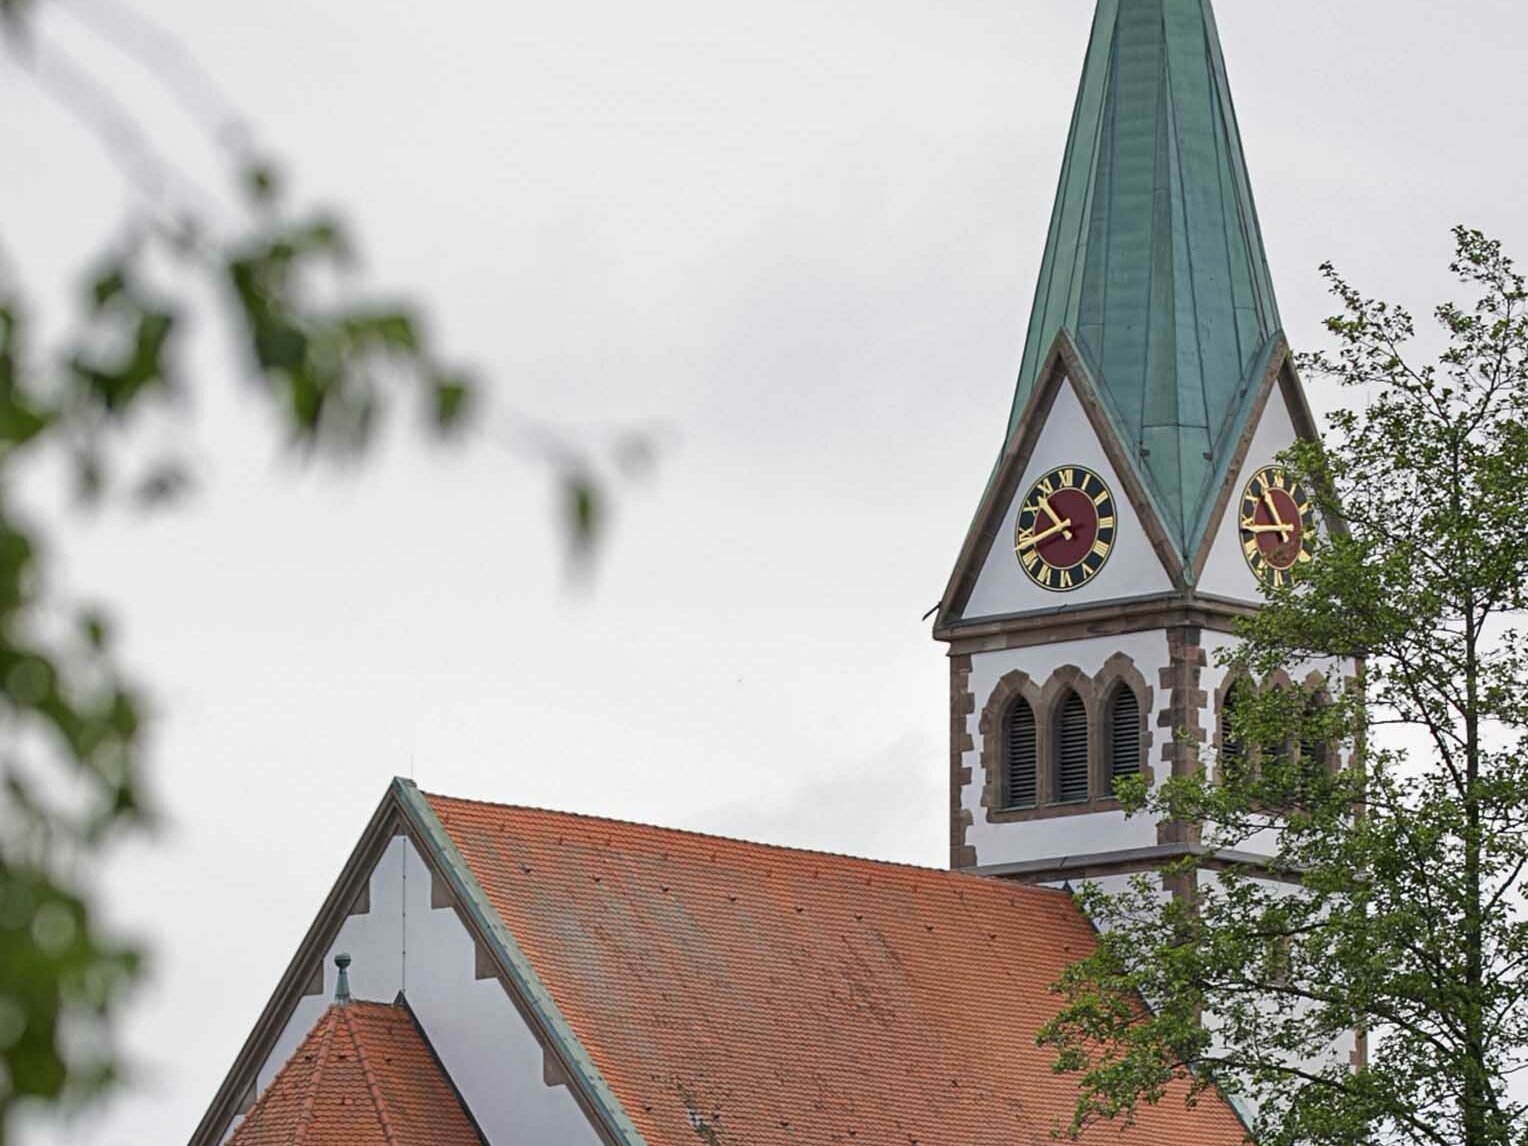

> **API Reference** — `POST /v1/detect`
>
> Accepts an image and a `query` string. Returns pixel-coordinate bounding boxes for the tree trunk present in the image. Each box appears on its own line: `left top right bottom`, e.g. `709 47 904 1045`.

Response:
1461 531 1488 1144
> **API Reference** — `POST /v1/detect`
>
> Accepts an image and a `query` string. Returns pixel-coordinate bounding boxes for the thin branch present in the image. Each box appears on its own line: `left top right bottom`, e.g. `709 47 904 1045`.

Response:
10 28 219 226
54 0 253 154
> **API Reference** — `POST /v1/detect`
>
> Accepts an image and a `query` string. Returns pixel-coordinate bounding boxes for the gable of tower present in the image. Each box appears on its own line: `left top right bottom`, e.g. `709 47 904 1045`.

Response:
938 334 1182 632
1194 356 1328 602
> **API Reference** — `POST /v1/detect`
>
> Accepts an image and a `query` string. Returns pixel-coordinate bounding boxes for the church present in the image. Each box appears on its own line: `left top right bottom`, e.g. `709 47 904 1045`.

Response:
192 1 1349 1142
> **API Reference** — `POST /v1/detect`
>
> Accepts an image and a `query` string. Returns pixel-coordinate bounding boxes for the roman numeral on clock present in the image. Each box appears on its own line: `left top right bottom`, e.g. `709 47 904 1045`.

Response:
1012 464 1118 593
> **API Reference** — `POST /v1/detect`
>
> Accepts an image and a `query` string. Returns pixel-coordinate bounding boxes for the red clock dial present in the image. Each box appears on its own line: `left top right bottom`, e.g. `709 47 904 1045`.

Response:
1239 466 1317 587
1013 466 1118 592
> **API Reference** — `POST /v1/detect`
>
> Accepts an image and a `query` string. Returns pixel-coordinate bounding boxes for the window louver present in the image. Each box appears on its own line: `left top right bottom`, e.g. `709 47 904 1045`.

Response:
1005 699 1037 808
1109 687 1141 793
1057 692 1089 804
1221 679 1252 785
1300 696 1331 794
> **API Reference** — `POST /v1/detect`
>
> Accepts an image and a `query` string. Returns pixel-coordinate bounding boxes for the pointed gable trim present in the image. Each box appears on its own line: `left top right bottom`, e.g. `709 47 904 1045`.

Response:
193 790 400 1146
190 781 640 1146
935 329 1185 636
1183 341 1344 589
393 783 648 1146
1185 335 1298 583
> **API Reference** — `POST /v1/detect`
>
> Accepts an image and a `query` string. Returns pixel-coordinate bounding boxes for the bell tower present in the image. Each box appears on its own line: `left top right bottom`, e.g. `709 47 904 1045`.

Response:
935 0 1327 885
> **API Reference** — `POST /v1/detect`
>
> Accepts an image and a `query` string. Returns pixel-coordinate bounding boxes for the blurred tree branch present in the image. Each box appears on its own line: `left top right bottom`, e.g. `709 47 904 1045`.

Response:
0 0 648 1134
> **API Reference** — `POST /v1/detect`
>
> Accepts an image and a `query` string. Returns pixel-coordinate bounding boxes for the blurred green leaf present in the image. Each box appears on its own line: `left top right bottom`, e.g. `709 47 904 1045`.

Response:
252 318 308 374
241 162 281 205
0 864 141 1110
90 268 127 311
564 473 601 566
432 375 470 431
78 610 111 652
0 305 53 455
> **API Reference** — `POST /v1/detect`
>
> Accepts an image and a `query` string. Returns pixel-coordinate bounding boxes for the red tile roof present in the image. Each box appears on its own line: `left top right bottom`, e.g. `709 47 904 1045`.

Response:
427 793 1250 1146
227 999 484 1146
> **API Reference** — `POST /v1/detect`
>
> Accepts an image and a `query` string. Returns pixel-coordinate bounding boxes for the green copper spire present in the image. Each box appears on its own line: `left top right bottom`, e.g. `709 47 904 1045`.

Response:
1011 0 1283 558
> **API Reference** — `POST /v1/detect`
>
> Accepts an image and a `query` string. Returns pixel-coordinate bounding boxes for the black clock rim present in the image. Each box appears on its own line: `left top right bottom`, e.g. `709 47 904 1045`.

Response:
1239 465 1311 582
1013 465 1118 593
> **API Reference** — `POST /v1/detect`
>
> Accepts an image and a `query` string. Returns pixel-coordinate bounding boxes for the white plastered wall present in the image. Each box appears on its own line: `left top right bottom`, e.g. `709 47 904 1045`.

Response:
959 627 1355 869
222 835 603 1146
963 377 1174 621
960 632 1171 867
1198 384 1302 603
1197 867 1360 1125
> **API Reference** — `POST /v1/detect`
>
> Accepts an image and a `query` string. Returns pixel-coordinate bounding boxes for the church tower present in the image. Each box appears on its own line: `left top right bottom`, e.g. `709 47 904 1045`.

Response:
936 0 1327 884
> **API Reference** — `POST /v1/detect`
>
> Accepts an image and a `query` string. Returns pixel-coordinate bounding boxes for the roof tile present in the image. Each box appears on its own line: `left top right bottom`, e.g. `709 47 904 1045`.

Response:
427 792 1249 1145
228 999 484 1146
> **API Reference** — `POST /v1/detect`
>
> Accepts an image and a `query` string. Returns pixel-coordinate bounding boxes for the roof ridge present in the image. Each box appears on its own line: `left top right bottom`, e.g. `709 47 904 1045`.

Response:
290 1007 340 1146
421 788 1071 898
341 1005 403 1146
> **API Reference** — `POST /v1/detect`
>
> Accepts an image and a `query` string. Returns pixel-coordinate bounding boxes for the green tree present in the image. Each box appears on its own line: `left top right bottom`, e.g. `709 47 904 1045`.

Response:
0 1 623 1136
1040 228 1528 1146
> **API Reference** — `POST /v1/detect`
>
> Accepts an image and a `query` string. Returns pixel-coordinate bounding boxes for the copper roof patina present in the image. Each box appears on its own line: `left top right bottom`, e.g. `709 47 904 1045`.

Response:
1011 0 1284 561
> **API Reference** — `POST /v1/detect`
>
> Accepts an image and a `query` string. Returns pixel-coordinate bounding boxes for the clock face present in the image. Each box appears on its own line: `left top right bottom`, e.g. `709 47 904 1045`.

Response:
1013 465 1117 592
1239 465 1317 588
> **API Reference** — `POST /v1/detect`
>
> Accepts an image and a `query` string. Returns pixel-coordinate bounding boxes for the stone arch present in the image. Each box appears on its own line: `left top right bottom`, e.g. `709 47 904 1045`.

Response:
1039 666 1098 806
1094 653 1155 795
1300 669 1337 778
978 663 1149 824
978 670 1044 816
1214 670 1257 785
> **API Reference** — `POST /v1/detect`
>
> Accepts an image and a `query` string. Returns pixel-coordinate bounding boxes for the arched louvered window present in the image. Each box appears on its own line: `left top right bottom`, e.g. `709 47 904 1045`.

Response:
1056 691 1090 804
1300 694 1332 795
1108 684 1141 794
1004 698 1038 809
1221 678 1254 787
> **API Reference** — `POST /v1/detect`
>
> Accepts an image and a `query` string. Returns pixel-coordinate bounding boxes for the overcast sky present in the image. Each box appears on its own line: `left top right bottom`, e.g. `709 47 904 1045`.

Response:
5 0 1528 1141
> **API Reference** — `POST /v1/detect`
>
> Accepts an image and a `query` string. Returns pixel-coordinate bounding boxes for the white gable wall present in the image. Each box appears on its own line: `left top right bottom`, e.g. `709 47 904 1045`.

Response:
963 377 1174 621
223 835 603 1146
1198 385 1303 603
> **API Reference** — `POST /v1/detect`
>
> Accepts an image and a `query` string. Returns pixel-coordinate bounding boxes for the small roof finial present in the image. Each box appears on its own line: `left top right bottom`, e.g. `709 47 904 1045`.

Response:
334 952 353 1005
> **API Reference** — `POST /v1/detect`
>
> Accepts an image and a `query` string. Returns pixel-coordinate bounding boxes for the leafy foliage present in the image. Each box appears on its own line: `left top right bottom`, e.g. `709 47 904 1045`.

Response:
1041 229 1528 1146
0 2 632 1137
0 173 475 1135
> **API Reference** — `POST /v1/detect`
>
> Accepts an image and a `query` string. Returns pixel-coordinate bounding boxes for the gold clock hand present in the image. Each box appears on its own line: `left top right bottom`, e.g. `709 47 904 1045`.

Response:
1241 519 1294 535
1038 496 1074 541
1016 517 1075 552
1262 491 1289 530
